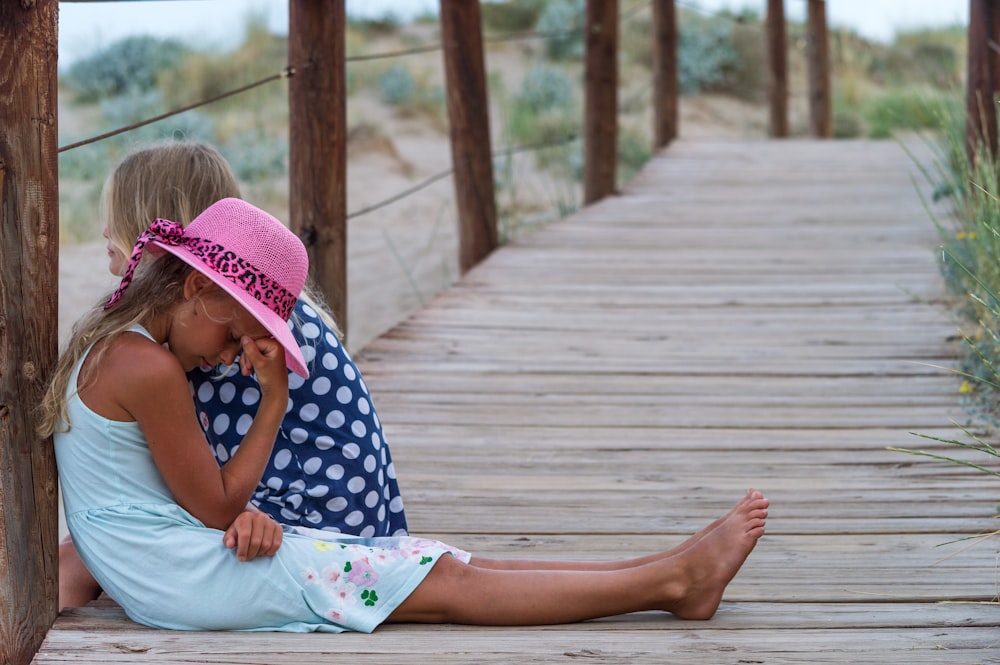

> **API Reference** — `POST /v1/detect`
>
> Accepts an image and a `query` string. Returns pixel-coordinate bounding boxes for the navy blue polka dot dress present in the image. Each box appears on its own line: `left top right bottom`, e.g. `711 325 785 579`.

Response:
188 301 408 537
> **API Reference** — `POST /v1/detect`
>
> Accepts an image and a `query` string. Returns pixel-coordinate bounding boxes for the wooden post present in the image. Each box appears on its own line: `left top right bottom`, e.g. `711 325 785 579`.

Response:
288 0 348 335
766 0 789 137
994 2 1000 96
440 0 498 272
805 0 832 138
652 0 678 149
967 0 998 161
0 1 60 663
584 0 619 203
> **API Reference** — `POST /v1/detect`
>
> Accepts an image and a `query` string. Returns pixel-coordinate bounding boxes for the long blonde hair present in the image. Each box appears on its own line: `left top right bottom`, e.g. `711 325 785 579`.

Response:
101 141 242 260
103 141 342 337
38 255 193 437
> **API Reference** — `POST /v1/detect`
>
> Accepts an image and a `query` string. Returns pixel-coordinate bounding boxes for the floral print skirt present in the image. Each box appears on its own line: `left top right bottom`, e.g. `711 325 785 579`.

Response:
68 505 470 634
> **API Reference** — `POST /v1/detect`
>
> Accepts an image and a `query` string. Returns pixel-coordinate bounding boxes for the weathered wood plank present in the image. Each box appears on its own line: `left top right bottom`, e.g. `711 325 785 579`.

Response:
1 2 61 664
288 0 348 331
439 0 498 271
33 623 1000 665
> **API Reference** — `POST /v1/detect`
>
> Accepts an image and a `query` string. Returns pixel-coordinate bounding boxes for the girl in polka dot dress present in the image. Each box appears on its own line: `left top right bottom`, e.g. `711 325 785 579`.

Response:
43 197 769 632
59 142 405 610
190 296 406 537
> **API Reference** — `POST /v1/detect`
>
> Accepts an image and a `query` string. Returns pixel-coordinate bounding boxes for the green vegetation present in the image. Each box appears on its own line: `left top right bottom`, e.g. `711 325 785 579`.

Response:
57 2 965 248
924 110 1000 421
894 100 1000 515
828 24 964 138
535 0 585 60
63 35 191 102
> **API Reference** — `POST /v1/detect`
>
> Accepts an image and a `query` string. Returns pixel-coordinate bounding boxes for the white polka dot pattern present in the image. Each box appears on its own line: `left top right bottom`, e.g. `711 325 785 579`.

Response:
187 301 407 536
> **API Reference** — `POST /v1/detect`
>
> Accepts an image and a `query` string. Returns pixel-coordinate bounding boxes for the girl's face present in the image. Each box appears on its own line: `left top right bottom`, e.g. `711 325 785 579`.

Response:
167 286 271 373
103 224 128 276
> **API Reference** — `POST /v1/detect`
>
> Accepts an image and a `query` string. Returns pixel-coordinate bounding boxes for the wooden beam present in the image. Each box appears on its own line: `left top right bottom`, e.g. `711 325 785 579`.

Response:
652 0 678 149
966 0 998 161
0 1 60 663
766 0 789 138
440 0 498 273
288 0 348 336
994 2 1000 95
806 0 832 138
584 0 619 203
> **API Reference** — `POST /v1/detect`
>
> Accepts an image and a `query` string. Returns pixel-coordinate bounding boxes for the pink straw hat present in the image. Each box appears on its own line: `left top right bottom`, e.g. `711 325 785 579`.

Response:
105 198 310 378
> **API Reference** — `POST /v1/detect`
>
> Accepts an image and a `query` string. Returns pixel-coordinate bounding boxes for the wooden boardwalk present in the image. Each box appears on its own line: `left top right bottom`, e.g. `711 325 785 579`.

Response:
36 140 1000 663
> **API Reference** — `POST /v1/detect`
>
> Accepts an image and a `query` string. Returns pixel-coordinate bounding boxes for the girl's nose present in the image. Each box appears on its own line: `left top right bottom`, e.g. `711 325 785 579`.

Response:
219 342 241 366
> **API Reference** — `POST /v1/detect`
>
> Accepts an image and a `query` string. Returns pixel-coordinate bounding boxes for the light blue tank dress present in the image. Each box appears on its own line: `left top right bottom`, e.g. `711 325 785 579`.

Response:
54 326 469 632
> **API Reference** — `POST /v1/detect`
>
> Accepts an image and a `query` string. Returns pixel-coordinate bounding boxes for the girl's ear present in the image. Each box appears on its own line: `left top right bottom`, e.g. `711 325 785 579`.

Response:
182 271 213 299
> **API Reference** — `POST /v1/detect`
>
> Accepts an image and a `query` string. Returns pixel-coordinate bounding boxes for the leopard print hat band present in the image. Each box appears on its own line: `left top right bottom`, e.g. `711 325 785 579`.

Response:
104 218 297 320
104 198 311 378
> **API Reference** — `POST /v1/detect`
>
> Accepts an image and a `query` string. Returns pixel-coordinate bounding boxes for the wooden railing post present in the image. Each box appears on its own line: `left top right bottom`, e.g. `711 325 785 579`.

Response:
805 0 832 138
766 0 789 137
967 0 998 161
994 2 1000 97
584 0 619 203
652 0 678 149
288 0 348 334
440 0 498 273
0 1 60 663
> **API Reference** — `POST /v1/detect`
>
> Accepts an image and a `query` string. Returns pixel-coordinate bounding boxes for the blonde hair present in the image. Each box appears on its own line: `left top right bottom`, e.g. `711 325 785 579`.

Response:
38 255 193 437
103 141 342 339
101 141 242 261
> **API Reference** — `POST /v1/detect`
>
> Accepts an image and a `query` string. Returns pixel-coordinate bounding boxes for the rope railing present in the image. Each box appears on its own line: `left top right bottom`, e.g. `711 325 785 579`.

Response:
56 6 645 225
57 64 305 153
55 0 785 237
58 1 656 156
347 132 578 220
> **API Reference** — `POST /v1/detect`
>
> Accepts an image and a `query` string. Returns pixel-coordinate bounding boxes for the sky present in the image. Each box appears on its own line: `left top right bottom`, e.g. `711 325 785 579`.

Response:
58 0 970 68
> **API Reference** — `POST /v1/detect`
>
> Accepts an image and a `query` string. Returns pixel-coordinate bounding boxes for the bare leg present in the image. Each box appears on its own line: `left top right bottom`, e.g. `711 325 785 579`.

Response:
59 537 102 610
470 489 767 572
388 493 767 625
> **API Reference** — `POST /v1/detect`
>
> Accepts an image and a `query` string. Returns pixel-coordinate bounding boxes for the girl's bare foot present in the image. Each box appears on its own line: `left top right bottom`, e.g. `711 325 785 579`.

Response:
660 493 768 620
664 489 766 557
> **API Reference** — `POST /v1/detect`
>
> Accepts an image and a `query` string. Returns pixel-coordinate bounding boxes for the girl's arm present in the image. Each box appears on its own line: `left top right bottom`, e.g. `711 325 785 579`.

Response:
104 334 288 529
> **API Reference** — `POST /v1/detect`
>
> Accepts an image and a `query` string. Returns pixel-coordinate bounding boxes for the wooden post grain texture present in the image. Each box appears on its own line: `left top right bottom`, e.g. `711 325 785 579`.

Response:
584 0 619 203
439 0 498 273
766 0 789 137
288 0 348 335
806 0 832 138
0 1 61 663
994 2 1000 95
652 0 678 149
967 0 998 160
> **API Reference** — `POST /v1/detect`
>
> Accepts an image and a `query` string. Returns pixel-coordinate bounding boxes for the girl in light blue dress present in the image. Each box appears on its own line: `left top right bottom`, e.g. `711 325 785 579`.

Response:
59 141 406 612
41 198 769 632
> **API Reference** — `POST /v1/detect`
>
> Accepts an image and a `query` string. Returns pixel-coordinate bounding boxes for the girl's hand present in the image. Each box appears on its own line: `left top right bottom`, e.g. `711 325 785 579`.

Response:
238 336 288 397
223 509 283 562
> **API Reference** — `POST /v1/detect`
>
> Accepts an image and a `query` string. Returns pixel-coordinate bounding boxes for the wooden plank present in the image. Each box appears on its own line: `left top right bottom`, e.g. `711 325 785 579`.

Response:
766 0 789 137
967 0 998 159
651 0 678 147
288 0 348 331
583 0 618 202
0 2 61 664
33 622 1000 665
439 0 498 272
